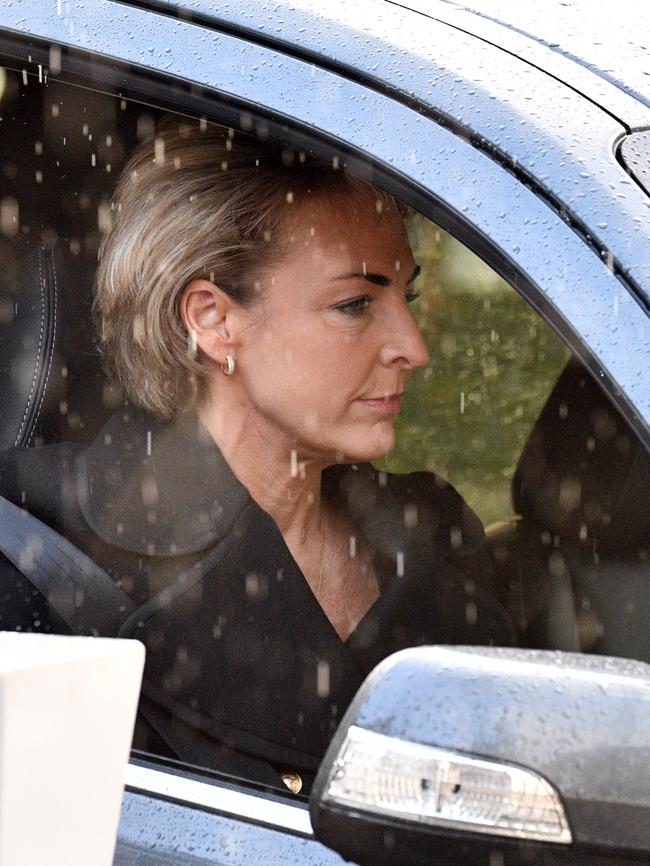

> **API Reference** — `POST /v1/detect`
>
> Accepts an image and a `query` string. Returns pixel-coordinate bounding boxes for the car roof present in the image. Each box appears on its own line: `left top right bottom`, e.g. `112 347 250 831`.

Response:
397 0 650 127
126 0 650 127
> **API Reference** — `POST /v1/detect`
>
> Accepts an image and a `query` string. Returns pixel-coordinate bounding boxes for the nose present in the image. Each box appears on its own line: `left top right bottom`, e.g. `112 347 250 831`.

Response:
379 303 430 371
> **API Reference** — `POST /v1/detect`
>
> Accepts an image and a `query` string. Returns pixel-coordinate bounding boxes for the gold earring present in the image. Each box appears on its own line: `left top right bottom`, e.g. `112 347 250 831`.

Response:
221 354 236 376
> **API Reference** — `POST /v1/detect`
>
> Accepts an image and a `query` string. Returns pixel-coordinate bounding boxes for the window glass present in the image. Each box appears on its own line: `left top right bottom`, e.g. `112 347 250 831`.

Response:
0 67 648 796
381 216 570 526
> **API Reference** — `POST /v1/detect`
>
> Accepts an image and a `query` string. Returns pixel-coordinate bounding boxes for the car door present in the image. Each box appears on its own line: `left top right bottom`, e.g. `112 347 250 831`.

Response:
0 3 648 865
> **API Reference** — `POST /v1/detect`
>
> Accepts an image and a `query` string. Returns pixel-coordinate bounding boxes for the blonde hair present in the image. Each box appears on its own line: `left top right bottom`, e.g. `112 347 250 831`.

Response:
94 119 407 418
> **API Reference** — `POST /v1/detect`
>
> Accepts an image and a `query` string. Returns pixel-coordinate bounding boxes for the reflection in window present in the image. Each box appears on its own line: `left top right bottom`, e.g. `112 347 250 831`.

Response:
0 67 647 798
381 216 570 526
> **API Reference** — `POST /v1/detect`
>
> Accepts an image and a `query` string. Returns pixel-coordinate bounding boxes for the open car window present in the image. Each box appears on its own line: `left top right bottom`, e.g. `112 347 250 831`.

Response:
0 67 648 797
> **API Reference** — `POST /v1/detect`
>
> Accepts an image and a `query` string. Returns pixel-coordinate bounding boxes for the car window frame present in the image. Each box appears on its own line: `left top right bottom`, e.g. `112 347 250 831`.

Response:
0 9 647 445
1 7 649 859
103 0 650 304
125 762 311 834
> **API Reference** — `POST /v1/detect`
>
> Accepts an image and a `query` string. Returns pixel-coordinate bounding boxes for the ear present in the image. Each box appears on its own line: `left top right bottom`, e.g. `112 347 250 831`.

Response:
180 279 241 364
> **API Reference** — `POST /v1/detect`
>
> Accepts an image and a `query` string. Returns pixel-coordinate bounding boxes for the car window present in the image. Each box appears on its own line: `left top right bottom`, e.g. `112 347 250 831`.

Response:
0 67 648 799
381 215 570 526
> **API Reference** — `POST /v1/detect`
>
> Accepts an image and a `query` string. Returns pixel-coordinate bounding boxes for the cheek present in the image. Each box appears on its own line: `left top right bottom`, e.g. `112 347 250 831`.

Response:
260 325 344 379
244 318 374 413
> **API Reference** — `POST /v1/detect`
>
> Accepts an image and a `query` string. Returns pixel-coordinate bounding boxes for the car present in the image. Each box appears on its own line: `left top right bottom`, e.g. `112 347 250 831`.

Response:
0 1 649 864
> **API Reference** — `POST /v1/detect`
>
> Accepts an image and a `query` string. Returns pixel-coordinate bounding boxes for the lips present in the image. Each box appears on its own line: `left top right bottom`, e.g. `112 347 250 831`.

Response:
357 392 404 414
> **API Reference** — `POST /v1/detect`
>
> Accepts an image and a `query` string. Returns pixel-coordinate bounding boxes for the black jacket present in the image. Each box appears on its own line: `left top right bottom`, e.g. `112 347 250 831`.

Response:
0 407 514 789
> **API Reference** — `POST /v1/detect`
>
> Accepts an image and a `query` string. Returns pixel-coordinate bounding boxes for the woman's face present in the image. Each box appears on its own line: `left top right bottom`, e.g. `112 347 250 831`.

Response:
232 191 430 464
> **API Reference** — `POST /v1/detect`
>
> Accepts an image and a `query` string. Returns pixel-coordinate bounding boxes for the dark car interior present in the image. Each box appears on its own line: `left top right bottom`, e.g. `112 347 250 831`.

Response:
1 66 649 774
485 358 650 660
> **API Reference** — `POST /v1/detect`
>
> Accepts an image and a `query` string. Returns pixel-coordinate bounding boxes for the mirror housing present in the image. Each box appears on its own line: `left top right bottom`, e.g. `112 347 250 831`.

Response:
310 646 650 866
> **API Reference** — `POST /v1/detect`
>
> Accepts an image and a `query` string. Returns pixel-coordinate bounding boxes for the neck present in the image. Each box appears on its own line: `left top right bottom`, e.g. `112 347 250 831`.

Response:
199 392 327 544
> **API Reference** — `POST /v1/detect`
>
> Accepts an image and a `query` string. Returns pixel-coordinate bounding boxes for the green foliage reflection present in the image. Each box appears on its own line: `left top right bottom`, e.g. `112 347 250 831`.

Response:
377 215 570 527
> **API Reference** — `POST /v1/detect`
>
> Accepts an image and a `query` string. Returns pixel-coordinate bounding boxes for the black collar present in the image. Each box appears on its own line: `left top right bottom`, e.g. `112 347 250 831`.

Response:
77 406 484 561
77 407 250 556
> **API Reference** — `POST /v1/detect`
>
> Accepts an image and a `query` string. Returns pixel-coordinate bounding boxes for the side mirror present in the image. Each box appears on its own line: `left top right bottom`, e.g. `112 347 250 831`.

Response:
310 646 650 866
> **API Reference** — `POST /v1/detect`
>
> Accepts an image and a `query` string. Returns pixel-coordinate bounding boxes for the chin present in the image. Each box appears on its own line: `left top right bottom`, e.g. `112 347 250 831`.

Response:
341 425 396 463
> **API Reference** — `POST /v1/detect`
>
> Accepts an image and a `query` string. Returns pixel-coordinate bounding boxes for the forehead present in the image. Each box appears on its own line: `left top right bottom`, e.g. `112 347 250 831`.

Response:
281 191 413 272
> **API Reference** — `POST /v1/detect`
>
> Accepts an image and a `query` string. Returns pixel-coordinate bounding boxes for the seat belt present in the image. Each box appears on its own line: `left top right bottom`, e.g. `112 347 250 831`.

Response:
0 493 235 637
0 494 293 784
0 493 227 768
0 494 136 635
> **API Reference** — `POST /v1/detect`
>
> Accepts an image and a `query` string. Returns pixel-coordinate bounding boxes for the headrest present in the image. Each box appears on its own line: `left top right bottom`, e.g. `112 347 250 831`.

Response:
0 238 114 450
512 357 650 554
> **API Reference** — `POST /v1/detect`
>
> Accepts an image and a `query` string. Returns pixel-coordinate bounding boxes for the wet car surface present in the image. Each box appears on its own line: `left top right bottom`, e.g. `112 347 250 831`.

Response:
0 2 649 864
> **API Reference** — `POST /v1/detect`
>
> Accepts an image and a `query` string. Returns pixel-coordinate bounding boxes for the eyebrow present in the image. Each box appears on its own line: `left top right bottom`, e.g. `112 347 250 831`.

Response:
332 264 421 286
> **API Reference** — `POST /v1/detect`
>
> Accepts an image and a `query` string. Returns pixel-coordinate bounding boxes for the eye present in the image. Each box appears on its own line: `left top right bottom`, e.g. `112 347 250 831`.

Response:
334 295 372 316
405 291 420 304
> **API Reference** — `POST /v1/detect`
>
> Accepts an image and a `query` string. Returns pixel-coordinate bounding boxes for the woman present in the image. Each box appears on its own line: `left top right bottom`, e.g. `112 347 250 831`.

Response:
5 120 514 790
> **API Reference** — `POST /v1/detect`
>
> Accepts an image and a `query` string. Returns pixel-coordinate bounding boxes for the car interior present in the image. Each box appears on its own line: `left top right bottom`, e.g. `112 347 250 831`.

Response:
1 66 649 776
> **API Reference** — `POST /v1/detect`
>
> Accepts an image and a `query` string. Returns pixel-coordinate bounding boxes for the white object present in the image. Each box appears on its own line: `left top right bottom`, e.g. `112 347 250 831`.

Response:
0 632 145 866
324 725 572 844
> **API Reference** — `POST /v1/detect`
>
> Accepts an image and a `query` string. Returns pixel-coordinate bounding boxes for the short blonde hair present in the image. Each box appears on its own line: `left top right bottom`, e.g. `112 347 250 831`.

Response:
94 119 407 418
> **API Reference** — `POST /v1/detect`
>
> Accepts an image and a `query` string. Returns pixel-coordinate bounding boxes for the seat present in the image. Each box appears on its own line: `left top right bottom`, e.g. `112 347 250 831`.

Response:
0 65 136 451
0 236 116 451
0 237 117 637
486 357 650 660
0 237 195 764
